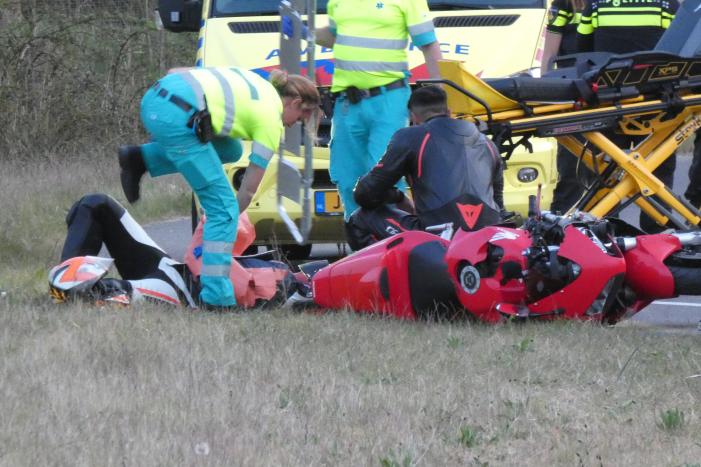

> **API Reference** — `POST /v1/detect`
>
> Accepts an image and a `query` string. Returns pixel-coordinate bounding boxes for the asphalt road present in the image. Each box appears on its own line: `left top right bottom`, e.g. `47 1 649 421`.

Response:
144 153 701 333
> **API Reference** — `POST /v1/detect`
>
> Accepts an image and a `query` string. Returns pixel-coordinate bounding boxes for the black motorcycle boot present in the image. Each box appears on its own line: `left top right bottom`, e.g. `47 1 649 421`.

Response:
118 145 146 204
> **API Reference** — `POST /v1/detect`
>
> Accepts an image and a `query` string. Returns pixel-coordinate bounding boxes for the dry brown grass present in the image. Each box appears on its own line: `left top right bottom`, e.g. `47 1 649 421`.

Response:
1 140 699 467
0 301 699 466
0 155 190 295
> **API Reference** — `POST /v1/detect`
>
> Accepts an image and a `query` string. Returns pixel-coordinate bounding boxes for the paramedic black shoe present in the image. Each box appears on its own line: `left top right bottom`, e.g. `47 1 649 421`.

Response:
118 145 146 204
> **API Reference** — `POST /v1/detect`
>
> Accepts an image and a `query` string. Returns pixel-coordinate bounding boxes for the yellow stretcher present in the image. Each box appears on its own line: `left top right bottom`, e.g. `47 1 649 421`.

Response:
426 53 701 230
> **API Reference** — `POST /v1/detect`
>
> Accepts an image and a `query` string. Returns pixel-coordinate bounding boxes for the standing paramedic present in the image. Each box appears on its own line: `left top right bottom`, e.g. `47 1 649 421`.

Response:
345 86 504 251
577 0 679 233
118 68 320 309
283 0 443 220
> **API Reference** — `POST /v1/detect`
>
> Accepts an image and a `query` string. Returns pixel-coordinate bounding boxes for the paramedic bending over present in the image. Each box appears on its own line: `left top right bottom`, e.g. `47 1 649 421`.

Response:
118 68 320 309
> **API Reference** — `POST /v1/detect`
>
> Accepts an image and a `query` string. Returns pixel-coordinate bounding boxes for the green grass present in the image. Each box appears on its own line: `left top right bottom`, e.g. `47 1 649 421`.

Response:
659 408 686 432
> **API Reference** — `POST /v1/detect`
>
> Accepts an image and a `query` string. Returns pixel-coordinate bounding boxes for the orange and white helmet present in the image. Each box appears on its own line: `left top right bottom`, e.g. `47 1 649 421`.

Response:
49 256 114 303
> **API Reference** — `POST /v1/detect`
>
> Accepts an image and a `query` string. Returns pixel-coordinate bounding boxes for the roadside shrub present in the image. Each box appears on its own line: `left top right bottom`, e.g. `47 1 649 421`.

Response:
0 0 196 161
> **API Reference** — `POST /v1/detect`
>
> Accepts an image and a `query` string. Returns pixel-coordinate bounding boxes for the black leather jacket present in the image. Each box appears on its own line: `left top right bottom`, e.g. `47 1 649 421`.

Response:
354 115 504 229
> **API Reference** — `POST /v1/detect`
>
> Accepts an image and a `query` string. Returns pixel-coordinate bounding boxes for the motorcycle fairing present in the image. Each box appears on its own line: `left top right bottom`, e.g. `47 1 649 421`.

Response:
444 226 531 323
623 234 681 301
313 231 451 319
525 225 626 320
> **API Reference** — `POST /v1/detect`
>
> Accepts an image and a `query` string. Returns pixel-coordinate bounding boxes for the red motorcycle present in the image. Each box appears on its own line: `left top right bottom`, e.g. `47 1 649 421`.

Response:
312 212 701 324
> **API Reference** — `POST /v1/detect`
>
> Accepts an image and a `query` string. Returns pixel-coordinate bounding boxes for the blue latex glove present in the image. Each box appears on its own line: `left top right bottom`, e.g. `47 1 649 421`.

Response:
281 15 308 38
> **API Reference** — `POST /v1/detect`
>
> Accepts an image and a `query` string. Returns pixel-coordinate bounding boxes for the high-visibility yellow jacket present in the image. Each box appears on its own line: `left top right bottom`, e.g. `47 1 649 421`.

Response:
327 0 438 92
179 67 283 168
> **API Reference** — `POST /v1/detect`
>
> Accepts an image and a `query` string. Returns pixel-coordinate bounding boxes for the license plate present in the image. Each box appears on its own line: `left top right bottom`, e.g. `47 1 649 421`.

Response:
314 190 344 216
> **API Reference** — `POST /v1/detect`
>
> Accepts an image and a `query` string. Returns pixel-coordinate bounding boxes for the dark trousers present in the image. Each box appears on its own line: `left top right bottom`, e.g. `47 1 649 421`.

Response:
62 193 175 281
345 205 422 251
550 142 596 214
684 130 701 207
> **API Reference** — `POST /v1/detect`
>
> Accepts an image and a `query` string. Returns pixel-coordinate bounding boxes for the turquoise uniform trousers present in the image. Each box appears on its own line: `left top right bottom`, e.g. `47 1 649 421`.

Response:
329 85 411 220
139 73 240 306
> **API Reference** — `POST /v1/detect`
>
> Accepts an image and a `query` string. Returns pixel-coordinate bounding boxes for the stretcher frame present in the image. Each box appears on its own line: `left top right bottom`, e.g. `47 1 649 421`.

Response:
425 58 701 230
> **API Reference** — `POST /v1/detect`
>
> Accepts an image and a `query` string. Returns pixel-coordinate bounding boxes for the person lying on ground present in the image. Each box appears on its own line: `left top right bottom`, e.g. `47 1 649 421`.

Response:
49 193 313 309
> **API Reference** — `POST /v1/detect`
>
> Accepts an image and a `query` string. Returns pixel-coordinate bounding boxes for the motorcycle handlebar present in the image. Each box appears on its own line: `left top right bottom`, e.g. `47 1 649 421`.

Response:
616 230 701 252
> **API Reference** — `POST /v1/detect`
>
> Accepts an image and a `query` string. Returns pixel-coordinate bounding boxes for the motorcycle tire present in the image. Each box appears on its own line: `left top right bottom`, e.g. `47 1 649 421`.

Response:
664 248 701 295
668 264 701 295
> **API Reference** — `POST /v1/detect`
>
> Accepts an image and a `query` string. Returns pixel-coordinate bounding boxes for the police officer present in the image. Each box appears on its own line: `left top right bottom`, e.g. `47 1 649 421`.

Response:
577 0 679 232
542 0 585 74
118 68 319 309
345 86 503 251
577 0 678 54
284 0 443 221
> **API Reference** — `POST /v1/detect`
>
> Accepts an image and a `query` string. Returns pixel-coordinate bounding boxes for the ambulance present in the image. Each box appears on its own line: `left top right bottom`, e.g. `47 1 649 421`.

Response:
157 0 558 258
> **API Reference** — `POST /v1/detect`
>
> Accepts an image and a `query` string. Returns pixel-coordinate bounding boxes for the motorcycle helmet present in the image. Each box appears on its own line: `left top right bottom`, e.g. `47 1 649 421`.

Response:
48 256 115 303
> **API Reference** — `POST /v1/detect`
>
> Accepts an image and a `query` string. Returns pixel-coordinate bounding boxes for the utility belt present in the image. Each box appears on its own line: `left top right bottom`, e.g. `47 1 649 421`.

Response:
152 81 214 143
332 78 407 105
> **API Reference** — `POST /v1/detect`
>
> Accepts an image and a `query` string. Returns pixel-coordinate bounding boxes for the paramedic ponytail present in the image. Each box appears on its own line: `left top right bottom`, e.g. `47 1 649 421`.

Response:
269 69 320 108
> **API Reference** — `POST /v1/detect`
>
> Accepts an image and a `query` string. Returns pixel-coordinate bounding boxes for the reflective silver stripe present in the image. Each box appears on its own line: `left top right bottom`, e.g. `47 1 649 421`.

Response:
203 240 233 254
178 72 206 109
200 264 231 277
408 20 435 37
251 141 274 161
335 34 407 50
209 68 236 136
231 68 259 100
334 59 408 72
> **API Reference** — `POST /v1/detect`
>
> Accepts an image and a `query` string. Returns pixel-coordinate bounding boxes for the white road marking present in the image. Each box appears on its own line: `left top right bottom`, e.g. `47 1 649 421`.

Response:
651 301 701 308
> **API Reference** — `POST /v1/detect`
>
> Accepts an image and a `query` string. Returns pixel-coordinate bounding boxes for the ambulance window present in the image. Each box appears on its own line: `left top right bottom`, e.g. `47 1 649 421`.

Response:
213 0 329 17
429 0 545 9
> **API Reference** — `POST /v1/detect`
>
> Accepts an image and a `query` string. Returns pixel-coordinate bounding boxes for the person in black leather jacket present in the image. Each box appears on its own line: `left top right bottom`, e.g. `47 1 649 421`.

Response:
345 85 504 251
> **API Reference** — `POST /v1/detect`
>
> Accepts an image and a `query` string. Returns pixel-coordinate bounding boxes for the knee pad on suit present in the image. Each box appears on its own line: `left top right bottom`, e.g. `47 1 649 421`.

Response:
66 193 125 226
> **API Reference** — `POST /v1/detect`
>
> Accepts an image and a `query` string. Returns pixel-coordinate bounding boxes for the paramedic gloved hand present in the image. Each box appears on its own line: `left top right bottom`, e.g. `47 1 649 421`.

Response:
281 14 308 38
